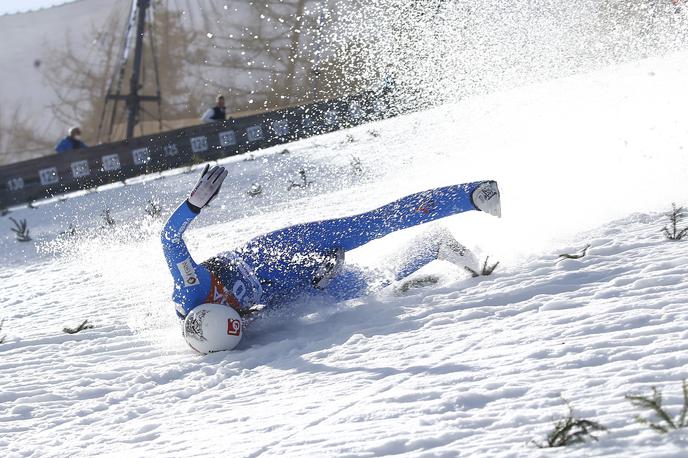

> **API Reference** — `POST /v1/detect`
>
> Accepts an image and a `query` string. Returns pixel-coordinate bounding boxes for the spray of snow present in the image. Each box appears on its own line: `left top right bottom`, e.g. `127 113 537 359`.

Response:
317 0 688 110
2 2 688 455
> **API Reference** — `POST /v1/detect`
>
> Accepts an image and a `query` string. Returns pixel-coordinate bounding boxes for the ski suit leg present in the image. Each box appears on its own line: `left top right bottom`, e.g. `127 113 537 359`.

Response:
239 181 484 303
327 229 459 301
391 237 443 281
321 265 371 301
389 225 478 281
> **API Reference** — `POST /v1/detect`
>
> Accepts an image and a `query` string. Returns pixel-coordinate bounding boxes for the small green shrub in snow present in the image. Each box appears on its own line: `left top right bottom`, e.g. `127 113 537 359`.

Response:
662 203 688 241
247 183 263 197
558 244 591 261
145 199 162 218
350 156 363 174
101 209 116 228
9 217 31 242
464 256 499 277
60 224 78 237
626 380 688 433
63 319 94 335
534 402 607 448
397 274 440 293
287 169 313 191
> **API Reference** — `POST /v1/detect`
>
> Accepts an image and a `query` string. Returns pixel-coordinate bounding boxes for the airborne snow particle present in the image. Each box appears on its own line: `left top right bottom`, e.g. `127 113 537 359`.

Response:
206 33 214 39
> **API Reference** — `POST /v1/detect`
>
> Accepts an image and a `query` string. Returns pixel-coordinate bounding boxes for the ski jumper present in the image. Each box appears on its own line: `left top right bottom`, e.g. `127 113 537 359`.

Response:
161 181 486 319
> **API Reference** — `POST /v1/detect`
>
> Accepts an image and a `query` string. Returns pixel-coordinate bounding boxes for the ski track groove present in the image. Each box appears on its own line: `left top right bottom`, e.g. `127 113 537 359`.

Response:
245 372 417 458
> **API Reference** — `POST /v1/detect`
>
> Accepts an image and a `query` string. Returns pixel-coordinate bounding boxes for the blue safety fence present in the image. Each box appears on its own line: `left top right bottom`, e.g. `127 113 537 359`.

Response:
0 93 389 208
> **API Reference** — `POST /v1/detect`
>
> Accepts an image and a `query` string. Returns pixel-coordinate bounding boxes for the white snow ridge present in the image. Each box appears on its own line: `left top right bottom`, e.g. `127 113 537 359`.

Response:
2 50 688 456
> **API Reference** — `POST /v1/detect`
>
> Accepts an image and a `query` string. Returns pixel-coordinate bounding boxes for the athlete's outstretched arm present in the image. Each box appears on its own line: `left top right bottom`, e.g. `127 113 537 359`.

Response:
161 201 202 286
160 165 228 317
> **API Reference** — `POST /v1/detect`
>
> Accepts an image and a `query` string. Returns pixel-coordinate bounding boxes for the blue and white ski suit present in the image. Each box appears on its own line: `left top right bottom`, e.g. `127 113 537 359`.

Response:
161 181 485 319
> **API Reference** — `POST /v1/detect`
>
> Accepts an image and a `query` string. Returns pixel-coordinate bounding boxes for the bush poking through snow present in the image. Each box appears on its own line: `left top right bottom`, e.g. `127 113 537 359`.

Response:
397 275 440 293
534 403 608 448
101 209 116 228
662 203 688 241
351 156 363 174
287 169 314 190
558 244 591 261
63 319 94 335
145 199 162 218
465 257 499 277
247 183 263 197
9 217 31 242
59 224 78 237
625 381 688 433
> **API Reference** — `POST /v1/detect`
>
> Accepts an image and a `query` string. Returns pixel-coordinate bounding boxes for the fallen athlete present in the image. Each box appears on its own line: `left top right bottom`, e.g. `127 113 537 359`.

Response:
161 165 501 353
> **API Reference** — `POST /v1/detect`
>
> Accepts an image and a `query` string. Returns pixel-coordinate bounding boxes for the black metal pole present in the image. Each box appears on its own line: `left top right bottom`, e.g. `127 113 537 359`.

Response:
127 0 150 139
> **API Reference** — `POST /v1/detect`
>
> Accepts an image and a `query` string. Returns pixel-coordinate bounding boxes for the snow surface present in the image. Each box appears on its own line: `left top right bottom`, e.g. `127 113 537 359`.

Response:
2 51 688 456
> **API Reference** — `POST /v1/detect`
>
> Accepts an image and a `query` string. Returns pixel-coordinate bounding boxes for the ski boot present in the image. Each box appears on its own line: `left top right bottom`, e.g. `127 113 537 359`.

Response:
435 229 480 273
471 180 501 217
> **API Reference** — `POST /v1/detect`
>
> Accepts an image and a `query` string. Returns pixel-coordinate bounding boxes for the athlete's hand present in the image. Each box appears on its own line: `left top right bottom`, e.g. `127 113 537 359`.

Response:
187 164 228 211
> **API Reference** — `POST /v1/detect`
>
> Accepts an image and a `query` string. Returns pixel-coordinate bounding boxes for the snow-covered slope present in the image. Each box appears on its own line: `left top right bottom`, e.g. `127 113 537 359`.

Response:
1 51 688 456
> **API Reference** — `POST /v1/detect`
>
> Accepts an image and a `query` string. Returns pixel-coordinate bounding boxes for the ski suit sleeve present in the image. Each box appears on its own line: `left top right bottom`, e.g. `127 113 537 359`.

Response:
161 201 213 319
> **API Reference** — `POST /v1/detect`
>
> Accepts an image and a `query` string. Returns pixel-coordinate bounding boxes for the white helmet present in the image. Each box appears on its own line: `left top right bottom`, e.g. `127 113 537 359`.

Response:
182 303 243 354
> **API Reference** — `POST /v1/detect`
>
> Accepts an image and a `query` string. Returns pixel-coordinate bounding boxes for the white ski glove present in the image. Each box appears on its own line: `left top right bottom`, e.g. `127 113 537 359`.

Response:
187 164 228 211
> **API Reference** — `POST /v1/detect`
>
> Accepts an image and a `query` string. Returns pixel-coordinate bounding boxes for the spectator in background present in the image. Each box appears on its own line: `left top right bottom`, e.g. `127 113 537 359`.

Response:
55 126 87 154
200 94 227 123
